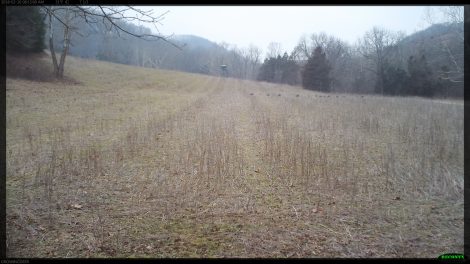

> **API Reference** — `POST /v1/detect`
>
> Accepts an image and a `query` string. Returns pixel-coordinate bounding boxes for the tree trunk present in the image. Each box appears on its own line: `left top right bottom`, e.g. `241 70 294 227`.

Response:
57 25 70 78
47 7 71 79
48 11 59 78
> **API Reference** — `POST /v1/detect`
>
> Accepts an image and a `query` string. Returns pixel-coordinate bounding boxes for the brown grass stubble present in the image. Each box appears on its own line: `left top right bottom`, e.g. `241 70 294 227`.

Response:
6 59 463 257
6 74 227 257
8 76 267 257
250 88 463 257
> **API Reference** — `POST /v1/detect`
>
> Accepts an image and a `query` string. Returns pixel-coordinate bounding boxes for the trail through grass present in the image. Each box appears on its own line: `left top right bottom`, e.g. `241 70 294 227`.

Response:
6 55 464 258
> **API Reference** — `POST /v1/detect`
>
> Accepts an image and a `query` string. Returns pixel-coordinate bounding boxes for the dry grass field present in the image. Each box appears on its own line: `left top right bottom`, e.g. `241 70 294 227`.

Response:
6 54 464 258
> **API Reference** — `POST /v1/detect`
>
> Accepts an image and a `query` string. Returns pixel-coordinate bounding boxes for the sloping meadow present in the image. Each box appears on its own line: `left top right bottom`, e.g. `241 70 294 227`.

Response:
6 56 464 257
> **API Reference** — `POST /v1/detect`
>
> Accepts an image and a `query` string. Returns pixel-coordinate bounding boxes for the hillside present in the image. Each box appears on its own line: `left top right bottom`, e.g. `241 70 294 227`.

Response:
173 35 220 50
402 23 463 67
397 22 464 96
45 15 464 98
6 55 464 258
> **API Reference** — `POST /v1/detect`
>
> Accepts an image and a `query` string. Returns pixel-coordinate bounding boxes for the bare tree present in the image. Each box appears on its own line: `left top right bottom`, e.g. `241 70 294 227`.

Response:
424 6 464 83
292 35 313 62
41 6 180 79
357 27 404 94
423 6 463 37
225 45 243 79
214 41 230 71
293 32 350 91
441 5 465 76
247 44 262 80
293 33 340 59
238 47 250 79
441 6 464 25
310 32 329 51
266 42 282 59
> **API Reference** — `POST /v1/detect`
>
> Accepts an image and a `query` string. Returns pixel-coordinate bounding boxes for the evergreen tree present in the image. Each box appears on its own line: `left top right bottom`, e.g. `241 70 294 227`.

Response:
280 52 300 85
257 57 275 82
302 46 331 92
273 55 283 83
382 62 409 96
6 6 45 53
257 52 299 85
407 54 436 97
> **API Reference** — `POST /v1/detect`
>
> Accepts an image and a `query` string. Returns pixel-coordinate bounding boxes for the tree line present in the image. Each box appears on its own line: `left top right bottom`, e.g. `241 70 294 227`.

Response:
6 6 464 98
257 21 463 98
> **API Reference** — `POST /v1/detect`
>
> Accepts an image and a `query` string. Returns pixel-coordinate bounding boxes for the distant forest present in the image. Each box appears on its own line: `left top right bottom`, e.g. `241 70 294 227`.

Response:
6 6 464 98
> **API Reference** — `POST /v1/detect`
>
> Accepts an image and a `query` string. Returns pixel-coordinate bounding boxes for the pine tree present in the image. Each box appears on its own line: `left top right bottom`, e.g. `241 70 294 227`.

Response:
407 54 436 97
257 58 275 82
382 62 409 96
6 6 45 53
257 53 299 85
302 46 331 92
280 52 299 85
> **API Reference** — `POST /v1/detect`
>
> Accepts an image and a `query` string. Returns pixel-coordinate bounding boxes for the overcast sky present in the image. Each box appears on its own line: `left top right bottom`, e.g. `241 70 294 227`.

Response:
133 6 442 56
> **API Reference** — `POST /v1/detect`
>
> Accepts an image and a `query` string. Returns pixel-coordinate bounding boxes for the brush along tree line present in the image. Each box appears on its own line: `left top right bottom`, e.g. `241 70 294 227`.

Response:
6 6 180 79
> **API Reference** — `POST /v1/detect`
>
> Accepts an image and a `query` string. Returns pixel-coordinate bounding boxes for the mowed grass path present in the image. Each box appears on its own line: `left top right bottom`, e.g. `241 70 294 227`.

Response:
6 55 464 257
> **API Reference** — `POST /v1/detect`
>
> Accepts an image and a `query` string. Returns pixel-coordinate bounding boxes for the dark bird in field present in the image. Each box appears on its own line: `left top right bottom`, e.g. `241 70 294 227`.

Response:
267 93 270 96
278 94 281 96
250 93 254 96
296 94 300 97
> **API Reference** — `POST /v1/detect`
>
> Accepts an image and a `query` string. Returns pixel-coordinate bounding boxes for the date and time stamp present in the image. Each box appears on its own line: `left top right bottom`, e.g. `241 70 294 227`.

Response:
1 0 89 5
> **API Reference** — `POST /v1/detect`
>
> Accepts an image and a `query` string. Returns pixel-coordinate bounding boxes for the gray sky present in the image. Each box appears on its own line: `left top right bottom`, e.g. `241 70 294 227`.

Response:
133 6 440 56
